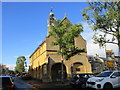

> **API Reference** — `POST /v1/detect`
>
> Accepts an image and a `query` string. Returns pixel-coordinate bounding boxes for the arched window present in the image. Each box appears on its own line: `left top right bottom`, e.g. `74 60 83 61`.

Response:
71 62 84 74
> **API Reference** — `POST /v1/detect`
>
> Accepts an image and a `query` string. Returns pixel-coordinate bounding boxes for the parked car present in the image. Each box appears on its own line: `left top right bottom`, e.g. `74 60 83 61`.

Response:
11 74 15 77
69 73 95 88
15 73 21 77
0 76 15 90
21 73 32 80
86 71 120 90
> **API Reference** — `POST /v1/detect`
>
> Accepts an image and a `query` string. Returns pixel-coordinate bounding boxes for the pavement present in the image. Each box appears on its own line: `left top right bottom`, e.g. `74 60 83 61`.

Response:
26 79 70 89
22 78 120 90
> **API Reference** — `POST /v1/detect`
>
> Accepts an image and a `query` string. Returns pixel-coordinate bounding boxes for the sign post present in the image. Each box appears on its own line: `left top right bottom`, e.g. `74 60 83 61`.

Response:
106 50 114 70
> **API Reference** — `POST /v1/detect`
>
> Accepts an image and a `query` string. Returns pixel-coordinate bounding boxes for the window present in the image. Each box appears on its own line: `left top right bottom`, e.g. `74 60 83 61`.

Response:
111 72 120 77
76 68 80 71
96 71 113 77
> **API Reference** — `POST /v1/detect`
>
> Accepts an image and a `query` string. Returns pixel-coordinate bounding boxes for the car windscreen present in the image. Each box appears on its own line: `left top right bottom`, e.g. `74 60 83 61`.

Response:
79 74 95 78
1 77 12 86
96 72 113 77
73 74 79 78
87 74 95 78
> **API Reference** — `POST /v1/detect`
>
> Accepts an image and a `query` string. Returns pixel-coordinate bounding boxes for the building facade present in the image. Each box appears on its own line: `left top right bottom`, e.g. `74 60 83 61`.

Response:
88 51 120 74
88 55 105 74
29 11 92 82
0 64 9 76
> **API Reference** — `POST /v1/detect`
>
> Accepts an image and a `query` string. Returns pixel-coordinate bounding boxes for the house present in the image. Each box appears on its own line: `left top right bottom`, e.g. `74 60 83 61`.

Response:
29 10 92 82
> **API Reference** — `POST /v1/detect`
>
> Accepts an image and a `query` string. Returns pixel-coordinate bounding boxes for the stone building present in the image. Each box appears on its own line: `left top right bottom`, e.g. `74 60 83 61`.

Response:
29 11 92 82
0 64 9 75
88 55 105 74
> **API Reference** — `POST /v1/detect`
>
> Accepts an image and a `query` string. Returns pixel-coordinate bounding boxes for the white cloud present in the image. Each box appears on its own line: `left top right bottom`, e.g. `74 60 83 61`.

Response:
6 64 29 71
81 22 94 41
6 64 16 70
81 22 119 57
106 43 119 56
25 54 30 58
25 66 29 71
87 41 119 57
87 40 106 57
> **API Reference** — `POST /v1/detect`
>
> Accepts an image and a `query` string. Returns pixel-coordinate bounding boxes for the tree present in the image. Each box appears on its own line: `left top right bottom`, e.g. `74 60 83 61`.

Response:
49 18 85 83
15 56 27 73
82 1 120 55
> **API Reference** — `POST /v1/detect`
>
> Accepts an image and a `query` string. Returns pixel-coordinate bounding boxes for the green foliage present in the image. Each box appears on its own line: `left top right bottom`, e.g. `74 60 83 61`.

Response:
49 19 85 60
15 56 27 73
82 1 120 51
9 70 15 74
93 33 106 47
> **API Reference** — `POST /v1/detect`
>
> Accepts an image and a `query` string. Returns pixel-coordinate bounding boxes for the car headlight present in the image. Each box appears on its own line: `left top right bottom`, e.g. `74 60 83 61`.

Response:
96 78 104 82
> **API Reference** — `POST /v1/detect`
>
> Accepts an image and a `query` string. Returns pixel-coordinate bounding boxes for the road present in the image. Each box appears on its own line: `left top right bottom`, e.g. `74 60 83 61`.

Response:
13 77 37 90
12 77 120 90
13 77 72 89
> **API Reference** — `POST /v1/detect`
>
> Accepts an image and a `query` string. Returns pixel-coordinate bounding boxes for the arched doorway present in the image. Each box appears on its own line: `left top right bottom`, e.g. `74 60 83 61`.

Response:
51 63 67 81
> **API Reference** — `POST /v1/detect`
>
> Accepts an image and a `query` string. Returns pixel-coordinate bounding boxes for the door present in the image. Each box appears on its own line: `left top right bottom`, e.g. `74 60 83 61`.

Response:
110 72 120 88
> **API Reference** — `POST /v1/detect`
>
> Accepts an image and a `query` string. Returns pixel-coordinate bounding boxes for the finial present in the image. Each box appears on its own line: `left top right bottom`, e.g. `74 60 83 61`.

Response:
50 7 53 12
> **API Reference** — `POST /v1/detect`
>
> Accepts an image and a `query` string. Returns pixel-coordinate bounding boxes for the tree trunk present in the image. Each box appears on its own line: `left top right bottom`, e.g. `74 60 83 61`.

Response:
118 42 120 56
60 46 64 84
117 32 120 56
61 60 64 84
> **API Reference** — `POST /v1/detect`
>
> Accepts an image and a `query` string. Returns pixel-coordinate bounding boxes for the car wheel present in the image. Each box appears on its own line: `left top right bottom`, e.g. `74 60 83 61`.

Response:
72 85 76 88
103 83 113 90
81 83 86 88
70 84 76 88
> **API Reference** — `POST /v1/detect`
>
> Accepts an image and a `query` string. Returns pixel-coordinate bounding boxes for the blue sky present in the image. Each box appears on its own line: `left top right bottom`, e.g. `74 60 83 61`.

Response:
2 2 118 70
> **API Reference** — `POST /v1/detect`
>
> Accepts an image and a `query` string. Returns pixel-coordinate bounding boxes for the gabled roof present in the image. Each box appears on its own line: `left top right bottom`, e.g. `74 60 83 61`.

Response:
29 14 82 58
59 16 72 25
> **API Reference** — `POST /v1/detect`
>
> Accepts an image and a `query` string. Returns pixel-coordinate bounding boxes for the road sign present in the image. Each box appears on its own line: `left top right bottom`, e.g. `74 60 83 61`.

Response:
107 61 114 67
106 50 114 58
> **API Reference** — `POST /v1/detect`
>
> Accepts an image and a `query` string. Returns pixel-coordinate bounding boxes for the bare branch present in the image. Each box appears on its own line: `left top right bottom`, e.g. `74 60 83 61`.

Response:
106 41 118 45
